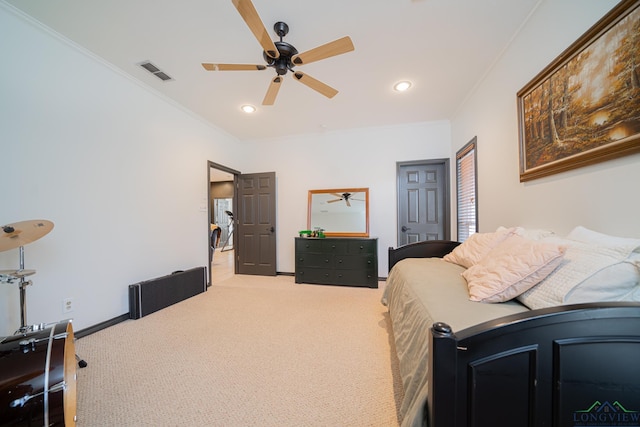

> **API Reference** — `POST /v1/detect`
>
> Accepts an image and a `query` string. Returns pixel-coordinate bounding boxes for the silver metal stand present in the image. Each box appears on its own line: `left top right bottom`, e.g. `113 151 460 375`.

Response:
16 246 32 334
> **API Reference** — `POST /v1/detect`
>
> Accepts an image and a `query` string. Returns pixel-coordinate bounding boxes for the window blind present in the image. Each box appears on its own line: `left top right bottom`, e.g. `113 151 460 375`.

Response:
456 138 477 242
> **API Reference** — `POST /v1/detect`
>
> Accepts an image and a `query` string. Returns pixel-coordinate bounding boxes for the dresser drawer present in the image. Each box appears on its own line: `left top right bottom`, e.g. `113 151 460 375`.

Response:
334 254 376 270
347 239 377 254
295 268 334 284
295 238 323 252
296 267 377 287
296 253 333 268
321 239 349 254
333 269 378 286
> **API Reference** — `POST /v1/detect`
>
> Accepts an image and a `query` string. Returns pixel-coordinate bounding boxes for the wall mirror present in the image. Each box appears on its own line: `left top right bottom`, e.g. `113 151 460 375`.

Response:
307 188 369 237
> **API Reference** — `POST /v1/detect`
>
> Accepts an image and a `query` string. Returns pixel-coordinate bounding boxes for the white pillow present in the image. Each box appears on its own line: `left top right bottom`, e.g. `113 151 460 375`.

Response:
443 228 515 268
518 237 639 310
567 226 640 251
564 260 640 303
464 235 566 303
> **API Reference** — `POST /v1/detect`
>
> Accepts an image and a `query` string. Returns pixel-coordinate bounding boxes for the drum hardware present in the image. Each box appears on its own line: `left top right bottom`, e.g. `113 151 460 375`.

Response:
2 219 88 369
0 320 77 426
10 380 68 409
0 269 36 281
9 246 38 334
0 269 35 284
75 354 88 368
19 338 38 352
2 220 53 333
17 327 70 353
15 321 88 368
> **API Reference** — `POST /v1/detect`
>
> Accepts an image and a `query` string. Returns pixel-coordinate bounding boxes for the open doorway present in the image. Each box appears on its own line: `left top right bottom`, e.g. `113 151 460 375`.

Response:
208 161 239 286
208 164 278 284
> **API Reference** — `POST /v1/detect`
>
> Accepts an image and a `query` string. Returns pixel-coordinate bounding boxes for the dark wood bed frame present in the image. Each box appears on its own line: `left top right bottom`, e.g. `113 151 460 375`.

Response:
388 240 640 427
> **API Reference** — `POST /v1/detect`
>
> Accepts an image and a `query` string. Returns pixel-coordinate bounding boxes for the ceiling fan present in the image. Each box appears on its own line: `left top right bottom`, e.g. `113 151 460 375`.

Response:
327 192 364 207
202 0 355 105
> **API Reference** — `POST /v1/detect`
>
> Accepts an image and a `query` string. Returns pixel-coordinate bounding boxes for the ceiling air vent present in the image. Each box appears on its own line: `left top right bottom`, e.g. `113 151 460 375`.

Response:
138 61 174 82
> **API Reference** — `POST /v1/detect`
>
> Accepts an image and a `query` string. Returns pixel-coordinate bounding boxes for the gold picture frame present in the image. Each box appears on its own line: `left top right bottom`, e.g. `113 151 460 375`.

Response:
517 0 640 182
307 188 369 237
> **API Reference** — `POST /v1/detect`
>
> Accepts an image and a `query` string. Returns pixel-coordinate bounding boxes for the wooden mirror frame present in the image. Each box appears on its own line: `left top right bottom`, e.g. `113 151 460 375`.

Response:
307 188 369 237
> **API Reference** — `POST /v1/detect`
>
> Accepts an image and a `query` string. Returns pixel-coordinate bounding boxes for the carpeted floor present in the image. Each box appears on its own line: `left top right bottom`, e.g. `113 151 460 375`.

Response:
74 259 403 426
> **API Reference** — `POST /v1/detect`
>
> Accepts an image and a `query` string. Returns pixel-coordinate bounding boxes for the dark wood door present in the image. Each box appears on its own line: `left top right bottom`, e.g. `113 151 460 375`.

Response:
397 160 449 246
236 172 277 276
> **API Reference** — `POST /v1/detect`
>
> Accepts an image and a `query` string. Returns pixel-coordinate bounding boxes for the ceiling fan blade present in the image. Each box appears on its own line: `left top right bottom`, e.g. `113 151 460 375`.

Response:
327 199 342 203
262 76 283 105
202 63 267 71
291 36 354 66
232 0 279 59
293 72 338 99
345 199 351 207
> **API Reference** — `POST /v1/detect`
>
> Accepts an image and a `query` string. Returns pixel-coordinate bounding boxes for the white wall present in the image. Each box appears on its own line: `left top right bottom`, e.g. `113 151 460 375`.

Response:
451 0 640 239
0 7 248 335
240 121 452 276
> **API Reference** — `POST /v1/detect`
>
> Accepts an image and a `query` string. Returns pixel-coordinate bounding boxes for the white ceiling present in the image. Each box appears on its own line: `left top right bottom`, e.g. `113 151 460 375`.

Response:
4 0 540 141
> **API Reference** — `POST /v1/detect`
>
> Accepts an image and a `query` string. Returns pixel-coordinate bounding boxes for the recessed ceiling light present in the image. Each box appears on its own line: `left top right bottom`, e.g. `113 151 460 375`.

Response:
241 104 256 113
393 81 412 92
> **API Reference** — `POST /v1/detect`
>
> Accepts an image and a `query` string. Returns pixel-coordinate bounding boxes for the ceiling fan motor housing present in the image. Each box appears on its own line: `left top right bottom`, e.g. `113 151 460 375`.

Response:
262 23 298 75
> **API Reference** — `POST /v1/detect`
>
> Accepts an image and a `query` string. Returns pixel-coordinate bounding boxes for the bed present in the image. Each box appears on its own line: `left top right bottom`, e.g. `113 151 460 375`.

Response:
383 227 640 427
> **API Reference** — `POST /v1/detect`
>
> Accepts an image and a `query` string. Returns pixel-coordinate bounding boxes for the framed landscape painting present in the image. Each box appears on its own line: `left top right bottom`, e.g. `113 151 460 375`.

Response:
517 0 640 182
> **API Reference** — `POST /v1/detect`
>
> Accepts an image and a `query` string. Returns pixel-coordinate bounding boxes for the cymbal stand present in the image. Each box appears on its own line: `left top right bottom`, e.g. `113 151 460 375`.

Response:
16 246 33 334
9 246 88 367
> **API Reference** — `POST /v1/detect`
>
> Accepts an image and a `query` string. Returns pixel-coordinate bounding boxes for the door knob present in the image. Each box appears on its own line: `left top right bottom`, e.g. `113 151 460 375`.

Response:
401 226 411 232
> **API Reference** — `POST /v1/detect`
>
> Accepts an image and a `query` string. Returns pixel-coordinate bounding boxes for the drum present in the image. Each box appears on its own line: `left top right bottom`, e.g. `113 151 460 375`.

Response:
0 320 77 426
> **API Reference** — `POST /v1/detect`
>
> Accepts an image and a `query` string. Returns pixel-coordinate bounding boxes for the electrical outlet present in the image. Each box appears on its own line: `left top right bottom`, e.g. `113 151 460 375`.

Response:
63 298 73 313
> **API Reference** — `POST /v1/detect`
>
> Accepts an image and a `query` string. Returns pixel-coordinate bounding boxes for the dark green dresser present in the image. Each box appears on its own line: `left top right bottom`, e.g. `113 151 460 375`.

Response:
294 237 378 288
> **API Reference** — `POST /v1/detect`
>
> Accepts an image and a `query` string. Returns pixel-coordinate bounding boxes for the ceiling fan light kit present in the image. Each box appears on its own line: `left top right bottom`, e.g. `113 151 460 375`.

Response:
202 0 355 106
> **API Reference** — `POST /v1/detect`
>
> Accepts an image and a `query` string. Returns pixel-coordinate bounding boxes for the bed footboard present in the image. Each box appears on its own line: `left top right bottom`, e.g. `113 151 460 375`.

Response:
428 302 640 427
388 240 460 273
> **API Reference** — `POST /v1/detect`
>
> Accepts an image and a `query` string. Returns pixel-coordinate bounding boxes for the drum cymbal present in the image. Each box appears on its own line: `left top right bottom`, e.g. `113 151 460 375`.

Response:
0 220 54 252
0 269 36 278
